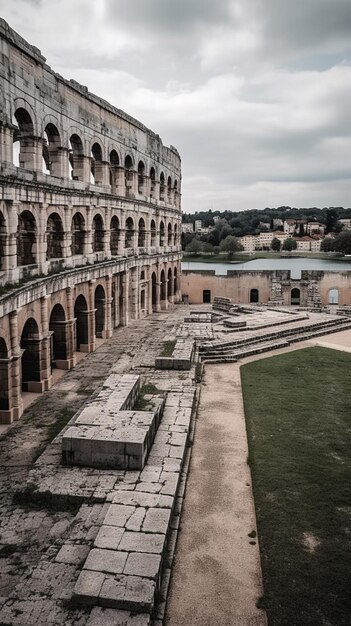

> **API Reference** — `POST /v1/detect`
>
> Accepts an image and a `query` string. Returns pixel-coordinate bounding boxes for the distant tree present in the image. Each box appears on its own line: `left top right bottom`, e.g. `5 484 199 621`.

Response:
320 238 335 252
326 208 338 233
282 238 297 251
185 237 202 255
271 237 281 252
219 235 243 259
333 231 351 255
202 242 214 254
298 223 305 237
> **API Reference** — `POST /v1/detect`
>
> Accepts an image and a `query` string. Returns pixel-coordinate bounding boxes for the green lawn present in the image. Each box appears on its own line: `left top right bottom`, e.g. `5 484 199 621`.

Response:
240 347 351 626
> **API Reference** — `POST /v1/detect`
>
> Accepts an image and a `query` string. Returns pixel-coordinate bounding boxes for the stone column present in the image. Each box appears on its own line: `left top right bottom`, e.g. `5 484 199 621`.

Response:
64 287 76 368
73 155 91 183
121 272 129 326
40 296 52 391
9 311 23 421
103 275 113 338
83 207 93 255
147 267 153 315
0 123 15 164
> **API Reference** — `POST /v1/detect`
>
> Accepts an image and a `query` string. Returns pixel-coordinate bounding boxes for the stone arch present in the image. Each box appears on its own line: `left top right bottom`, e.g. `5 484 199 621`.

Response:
160 268 166 304
138 217 146 247
173 267 178 296
94 284 106 338
110 215 120 255
159 171 165 201
71 212 85 255
124 154 134 197
150 219 156 246
109 149 120 190
250 288 259 303
291 288 300 306
125 216 134 248
49 303 67 365
167 176 172 202
167 222 172 245
159 220 165 246
138 160 145 195
152 272 157 311
92 213 104 252
167 267 173 301
0 210 6 270
91 142 103 185
12 107 35 169
174 223 178 246
46 212 63 260
17 210 37 266
0 337 9 410
74 294 88 351
20 317 40 390
150 166 156 198
43 123 61 176
328 288 339 305
69 133 84 181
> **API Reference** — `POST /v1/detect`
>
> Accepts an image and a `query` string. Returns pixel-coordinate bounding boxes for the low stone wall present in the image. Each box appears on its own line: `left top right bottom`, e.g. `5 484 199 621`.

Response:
155 338 194 370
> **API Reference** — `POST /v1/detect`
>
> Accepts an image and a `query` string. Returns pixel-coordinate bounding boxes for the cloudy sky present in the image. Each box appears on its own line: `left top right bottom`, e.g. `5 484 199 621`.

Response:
2 0 351 212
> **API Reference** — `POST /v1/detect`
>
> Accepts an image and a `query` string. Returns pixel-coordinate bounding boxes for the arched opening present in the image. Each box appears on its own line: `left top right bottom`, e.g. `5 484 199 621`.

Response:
174 268 178 297
173 180 178 207
74 295 88 351
150 219 156 246
110 216 120 255
110 149 119 190
95 285 106 338
167 222 172 246
328 288 339 305
46 212 63 259
159 221 165 246
42 123 61 176
150 167 156 198
69 134 84 180
174 223 178 246
138 218 146 247
250 288 259 303
92 214 104 252
138 161 145 195
17 210 36 266
0 211 6 270
291 288 300 306
152 272 157 311
20 318 40 390
12 108 35 169
71 212 85 255
160 269 166 304
167 176 172 202
49 304 67 367
125 154 133 197
125 217 134 248
140 289 145 313
203 289 211 303
0 338 9 410
167 268 173 301
159 172 165 201
91 142 103 185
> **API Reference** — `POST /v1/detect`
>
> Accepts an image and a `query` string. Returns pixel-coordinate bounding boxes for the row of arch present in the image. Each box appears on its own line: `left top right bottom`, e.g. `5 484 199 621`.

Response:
11 107 180 207
0 209 179 267
0 264 180 419
201 288 341 305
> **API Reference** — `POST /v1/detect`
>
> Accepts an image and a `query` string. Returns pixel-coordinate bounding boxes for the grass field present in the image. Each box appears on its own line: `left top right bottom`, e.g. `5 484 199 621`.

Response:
240 347 351 626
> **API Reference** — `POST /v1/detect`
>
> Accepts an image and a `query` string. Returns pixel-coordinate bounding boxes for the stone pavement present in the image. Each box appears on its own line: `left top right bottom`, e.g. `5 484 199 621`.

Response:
0 305 199 625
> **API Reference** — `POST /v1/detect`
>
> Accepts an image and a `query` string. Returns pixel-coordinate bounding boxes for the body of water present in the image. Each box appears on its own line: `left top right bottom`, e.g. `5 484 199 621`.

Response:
181 257 351 279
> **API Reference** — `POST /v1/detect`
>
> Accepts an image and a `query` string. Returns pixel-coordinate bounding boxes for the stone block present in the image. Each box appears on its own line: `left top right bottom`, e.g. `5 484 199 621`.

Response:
118 532 164 554
84 548 128 575
99 574 155 612
124 552 161 580
103 504 135 527
74 570 105 605
142 508 171 535
112 491 173 510
94 526 124 550
55 543 90 565
86 607 150 626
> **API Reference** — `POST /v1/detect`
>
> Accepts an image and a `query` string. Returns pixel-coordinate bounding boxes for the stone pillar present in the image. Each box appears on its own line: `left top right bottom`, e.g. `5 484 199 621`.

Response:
94 161 110 186
9 311 23 421
104 276 113 339
147 267 153 315
83 207 93 255
73 155 91 183
40 296 52 391
63 287 76 368
121 272 129 326
0 123 14 164
1 202 17 271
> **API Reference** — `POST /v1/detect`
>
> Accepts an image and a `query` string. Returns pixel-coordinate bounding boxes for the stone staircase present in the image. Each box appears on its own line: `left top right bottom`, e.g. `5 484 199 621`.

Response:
199 316 351 364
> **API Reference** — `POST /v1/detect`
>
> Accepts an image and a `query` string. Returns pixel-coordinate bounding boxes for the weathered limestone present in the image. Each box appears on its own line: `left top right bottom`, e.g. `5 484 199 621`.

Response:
62 375 165 470
155 338 194 370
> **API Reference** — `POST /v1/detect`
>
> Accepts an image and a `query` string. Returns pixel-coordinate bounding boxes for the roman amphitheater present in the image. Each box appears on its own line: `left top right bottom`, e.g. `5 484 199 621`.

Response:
1 19 351 626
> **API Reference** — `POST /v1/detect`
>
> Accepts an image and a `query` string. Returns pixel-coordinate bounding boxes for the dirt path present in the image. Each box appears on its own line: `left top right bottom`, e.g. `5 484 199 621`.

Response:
165 364 267 626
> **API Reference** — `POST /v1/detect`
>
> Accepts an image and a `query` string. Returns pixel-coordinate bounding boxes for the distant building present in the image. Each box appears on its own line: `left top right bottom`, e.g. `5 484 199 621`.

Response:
338 218 351 230
194 220 202 233
182 223 194 234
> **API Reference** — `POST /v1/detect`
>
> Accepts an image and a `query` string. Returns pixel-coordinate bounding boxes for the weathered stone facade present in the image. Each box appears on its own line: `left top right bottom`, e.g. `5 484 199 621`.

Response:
0 20 182 423
182 269 351 307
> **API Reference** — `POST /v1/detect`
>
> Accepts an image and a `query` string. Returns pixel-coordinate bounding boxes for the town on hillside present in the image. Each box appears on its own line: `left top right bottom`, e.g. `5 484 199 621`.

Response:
182 208 351 254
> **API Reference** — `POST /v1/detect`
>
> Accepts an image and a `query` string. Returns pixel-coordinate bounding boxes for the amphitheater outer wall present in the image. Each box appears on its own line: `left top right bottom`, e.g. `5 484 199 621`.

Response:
0 21 182 423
